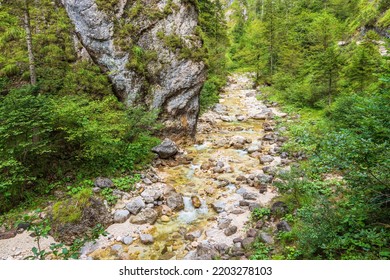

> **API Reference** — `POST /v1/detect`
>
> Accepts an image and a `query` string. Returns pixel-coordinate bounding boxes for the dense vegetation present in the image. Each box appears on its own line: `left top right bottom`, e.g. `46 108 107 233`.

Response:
227 0 389 259
0 1 160 214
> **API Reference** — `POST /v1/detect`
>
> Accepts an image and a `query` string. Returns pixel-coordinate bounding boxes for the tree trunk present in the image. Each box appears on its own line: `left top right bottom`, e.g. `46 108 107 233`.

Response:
23 0 37 86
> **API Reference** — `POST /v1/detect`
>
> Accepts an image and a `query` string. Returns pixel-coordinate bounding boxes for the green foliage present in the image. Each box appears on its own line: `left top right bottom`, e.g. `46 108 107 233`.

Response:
251 207 271 221
101 188 118 206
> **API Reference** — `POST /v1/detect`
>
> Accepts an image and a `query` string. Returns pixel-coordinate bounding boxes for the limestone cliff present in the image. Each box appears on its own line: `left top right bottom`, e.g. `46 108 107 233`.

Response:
62 0 206 137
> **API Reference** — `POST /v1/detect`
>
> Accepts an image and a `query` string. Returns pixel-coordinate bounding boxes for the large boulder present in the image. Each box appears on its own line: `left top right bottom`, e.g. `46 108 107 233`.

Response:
152 139 178 159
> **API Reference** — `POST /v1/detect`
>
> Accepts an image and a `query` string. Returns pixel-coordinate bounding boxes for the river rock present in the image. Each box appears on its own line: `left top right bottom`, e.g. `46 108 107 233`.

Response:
113 209 130 223
243 192 258 200
271 201 287 216
152 139 179 159
94 177 114 189
122 236 134 245
257 174 273 183
191 196 202 208
259 232 273 244
196 241 219 260
230 135 247 149
141 189 162 203
125 197 146 215
185 230 202 241
247 228 258 238
130 208 158 225
263 134 275 141
241 237 255 250
211 201 226 213
111 244 123 253
224 226 238 236
239 200 250 207
247 143 262 153
166 192 184 211
139 234 154 245
260 155 274 164
218 218 232 229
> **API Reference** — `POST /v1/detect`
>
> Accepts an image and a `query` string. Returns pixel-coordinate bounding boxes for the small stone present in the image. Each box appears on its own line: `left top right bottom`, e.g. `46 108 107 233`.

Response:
224 226 238 236
260 155 274 164
141 189 162 203
191 196 202 208
185 230 202 241
239 200 250 207
218 218 232 229
230 209 245 215
236 175 246 181
243 192 258 200
143 178 153 185
161 205 172 216
122 236 133 245
255 220 264 229
125 196 146 215
111 244 123 253
139 234 154 245
241 237 255 250
94 177 114 188
191 241 199 248
259 232 273 244
113 209 130 223
211 201 226 213
233 238 243 244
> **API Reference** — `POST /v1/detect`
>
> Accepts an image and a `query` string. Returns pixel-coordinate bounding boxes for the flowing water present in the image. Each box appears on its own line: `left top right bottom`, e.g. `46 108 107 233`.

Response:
88 74 282 260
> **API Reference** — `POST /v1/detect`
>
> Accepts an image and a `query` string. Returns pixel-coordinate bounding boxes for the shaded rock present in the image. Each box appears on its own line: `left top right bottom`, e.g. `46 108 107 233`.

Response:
224 226 238 236
125 197 145 215
211 201 226 213
255 220 265 229
276 221 291 232
191 196 202 208
166 192 184 211
152 139 178 159
113 209 130 223
130 208 158 225
0 230 17 240
94 177 114 189
139 234 154 245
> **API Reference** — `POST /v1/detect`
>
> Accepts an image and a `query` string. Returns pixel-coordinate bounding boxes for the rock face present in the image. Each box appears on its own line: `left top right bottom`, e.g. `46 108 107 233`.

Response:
62 0 206 137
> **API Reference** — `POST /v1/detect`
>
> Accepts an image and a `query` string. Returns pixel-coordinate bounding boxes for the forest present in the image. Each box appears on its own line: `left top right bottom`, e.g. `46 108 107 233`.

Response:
0 0 389 260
